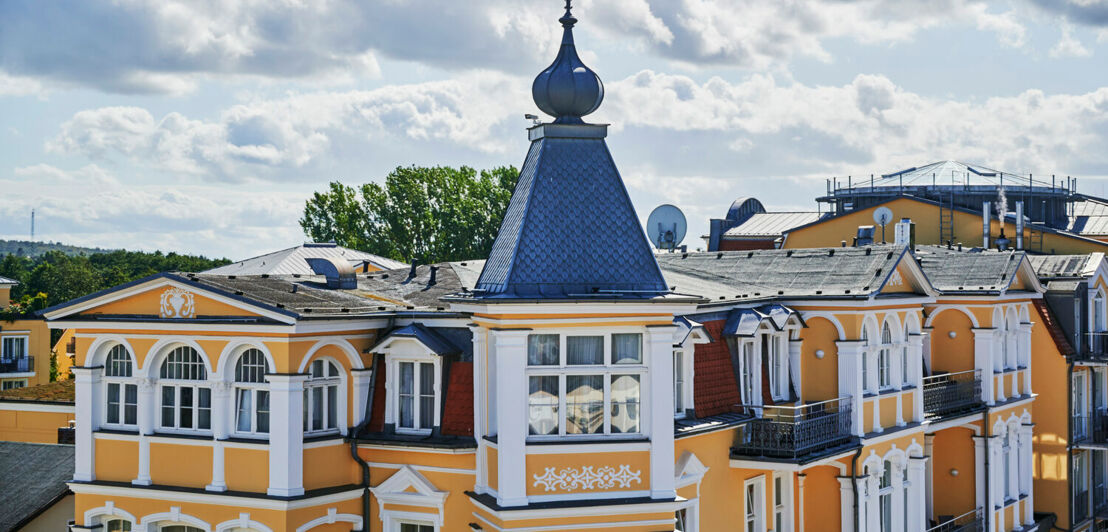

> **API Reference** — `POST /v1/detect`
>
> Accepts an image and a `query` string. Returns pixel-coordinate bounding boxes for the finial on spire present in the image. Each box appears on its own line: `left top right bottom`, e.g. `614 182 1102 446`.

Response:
532 0 603 124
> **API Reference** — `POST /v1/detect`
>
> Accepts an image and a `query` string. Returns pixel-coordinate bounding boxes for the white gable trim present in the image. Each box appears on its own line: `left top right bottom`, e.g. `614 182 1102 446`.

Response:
370 465 448 525
295 508 363 532
42 277 296 324
215 513 274 532
675 451 709 490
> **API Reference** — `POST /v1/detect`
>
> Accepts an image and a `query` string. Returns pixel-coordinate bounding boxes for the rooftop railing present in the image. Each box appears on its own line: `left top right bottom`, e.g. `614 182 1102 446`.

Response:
731 396 854 460
0 355 33 374
926 509 984 532
923 369 983 420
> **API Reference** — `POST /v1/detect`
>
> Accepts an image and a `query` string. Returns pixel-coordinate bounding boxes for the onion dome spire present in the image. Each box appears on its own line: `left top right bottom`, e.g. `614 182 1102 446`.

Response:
531 0 604 124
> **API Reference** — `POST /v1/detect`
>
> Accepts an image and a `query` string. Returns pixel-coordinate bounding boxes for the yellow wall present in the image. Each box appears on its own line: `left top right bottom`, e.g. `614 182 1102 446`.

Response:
783 196 1108 254
1030 308 1073 528
150 442 212 489
304 443 358 490
803 465 842 531
800 317 839 402
929 308 976 374
95 438 139 482
0 404 73 443
931 426 978 519
224 447 269 493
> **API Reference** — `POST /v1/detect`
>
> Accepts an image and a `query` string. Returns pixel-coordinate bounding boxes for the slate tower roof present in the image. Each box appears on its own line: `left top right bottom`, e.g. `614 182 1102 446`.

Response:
473 2 668 299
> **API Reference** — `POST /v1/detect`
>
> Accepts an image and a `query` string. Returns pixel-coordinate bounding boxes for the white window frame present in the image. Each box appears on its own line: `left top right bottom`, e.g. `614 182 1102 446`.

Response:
773 472 793 532
304 358 342 436
1075 371 1089 440
764 329 789 402
878 323 894 391
0 335 30 373
232 348 270 438
391 354 441 435
674 349 687 418
1094 291 1106 333
393 520 437 532
525 330 647 441
1 379 27 390
744 476 766 532
103 345 137 429
156 347 212 435
740 340 758 406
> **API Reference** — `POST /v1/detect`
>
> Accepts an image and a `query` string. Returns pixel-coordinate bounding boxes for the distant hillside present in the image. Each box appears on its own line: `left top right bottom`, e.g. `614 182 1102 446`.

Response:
0 239 115 258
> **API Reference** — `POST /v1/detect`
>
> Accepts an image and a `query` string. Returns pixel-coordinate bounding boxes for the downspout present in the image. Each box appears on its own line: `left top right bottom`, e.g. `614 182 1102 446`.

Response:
983 409 991 532
351 319 391 532
851 446 864 532
1049 359 1077 532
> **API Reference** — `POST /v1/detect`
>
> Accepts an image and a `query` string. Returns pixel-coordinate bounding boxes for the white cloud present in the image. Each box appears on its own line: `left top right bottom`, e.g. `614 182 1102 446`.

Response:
47 73 533 182
1051 24 1094 56
13 163 120 187
0 71 44 97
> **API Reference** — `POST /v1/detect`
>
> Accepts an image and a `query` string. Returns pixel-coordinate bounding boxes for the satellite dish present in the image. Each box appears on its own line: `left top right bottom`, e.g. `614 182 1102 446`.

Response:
873 206 893 226
647 204 687 252
873 206 893 243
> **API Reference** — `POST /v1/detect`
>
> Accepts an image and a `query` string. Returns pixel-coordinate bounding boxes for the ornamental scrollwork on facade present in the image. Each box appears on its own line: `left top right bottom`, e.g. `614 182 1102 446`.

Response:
532 464 642 492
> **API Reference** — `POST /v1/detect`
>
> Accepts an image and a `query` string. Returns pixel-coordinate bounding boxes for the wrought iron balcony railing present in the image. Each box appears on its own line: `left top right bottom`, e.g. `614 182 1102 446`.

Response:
1072 409 1108 445
923 369 983 420
731 396 854 460
927 509 984 532
0 355 33 374
1075 332 1108 363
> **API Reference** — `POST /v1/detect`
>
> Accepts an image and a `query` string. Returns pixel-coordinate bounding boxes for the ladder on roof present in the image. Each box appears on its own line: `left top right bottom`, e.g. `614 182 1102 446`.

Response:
939 192 956 246
1028 225 1045 253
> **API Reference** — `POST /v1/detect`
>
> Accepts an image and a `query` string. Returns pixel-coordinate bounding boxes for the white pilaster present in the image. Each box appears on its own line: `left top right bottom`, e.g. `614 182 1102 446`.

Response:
892 462 905 532
207 382 231 491
266 374 307 497
1020 424 1034 525
798 473 806 532
972 329 996 405
647 325 677 499
836 341 865 437
1019 323 1032 394
865 475 879 532
471 326 488 494
973 436 986 514
491 329 529 507
208 441 226 492
789 339 803 400
838 477 855 532
908 457 927 532
72 366 101 482
134 377 155 485
923 434 935 522
910 334 925 422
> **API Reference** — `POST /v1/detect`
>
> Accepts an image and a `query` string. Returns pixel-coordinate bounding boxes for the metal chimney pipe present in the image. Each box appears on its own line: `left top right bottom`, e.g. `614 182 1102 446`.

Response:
1016 201 1024 250
983 201 991 250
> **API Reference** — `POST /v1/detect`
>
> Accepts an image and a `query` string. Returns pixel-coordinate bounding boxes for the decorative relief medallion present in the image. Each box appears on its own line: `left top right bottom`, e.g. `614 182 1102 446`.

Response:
532 465 642 492
887 270 904 287
159 288 196 319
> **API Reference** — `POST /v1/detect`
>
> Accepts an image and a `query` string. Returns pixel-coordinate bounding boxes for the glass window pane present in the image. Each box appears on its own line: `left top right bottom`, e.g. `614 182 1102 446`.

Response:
236 388 252 432
528 375 559 436
400 394 414 428
198 388 211 430
419 363 434 395
312 386 324 431
257 391 270 433
566 375 603 434
400 362 414 394
107 383 120 424
610 374 640 433
311 360 323 378
179 387 193 429
528 335 559 366
161 386 175 427
420 396 434 428
611 333 642 364
124 384 137 425
567 336 603 365
327 385 337 429
303 389 309 431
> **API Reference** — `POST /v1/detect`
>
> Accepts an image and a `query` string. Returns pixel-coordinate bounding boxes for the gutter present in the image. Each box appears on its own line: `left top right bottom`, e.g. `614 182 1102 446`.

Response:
982 409 991 532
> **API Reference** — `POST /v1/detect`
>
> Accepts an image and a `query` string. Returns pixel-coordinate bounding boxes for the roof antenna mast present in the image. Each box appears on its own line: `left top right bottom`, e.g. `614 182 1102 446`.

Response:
30 209 35 241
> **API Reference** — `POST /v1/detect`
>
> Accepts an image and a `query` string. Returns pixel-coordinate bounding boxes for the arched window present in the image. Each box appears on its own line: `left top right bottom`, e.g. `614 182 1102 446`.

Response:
901 328 911 387
879 460 894 531
158 346 211 432
1095 292 1106 333
994 309 1006 372
862 326 872 393
304 359 340 434
234 349 270 435
104 345 137 427
105 519 131 532
878 323 893 390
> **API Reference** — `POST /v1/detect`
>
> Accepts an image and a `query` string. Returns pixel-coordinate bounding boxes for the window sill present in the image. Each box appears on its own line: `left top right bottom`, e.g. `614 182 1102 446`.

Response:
152 430 214 440
526 435 648 445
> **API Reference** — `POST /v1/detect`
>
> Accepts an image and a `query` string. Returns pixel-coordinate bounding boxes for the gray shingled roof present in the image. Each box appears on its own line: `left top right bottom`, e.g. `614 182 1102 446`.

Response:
1028 254 1098 280
914 246 1025 293
205 243 407 276
475 125 668 298
1068 198 1108 236
654 245 908 301
0 442 74 531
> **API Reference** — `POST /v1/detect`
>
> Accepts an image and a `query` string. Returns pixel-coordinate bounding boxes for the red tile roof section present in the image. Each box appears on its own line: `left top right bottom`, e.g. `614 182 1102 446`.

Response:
1033 300 1075 356
441 361 474 436
693 319 742 417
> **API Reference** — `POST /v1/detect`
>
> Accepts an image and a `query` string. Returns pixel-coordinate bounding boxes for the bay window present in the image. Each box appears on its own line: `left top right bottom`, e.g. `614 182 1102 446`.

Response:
233 349 270 436
526 332 645 438
158 346 210 432
104 345 137 427
304 359 341 434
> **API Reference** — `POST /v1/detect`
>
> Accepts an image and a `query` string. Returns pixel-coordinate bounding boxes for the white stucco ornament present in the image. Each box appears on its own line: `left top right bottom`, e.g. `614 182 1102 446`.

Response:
160 287 196 319
533 465 642 492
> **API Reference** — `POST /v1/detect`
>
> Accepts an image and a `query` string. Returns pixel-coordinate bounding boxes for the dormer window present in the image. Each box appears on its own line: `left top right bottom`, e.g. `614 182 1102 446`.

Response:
526 332 644 438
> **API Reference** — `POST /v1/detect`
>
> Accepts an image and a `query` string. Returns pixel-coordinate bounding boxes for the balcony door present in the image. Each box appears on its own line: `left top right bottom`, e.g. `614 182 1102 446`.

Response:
1075 372 1089 440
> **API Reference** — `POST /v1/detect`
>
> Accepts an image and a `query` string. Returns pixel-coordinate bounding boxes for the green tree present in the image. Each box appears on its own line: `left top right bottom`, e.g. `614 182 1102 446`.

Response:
300 165 518 264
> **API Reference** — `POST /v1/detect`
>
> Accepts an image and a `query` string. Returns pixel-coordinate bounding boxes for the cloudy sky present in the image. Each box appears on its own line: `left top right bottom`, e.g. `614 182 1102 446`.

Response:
3 0 1108 259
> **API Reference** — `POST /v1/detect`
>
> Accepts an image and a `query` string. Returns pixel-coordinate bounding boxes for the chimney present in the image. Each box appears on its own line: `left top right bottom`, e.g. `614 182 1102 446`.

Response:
1016 201 1024 250
894 218 915 248
407 262 418 281
428 266 439 286
983 201 991 249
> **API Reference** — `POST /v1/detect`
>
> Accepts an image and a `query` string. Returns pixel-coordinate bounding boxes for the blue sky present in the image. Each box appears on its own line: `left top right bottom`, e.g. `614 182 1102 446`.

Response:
2 0 1107 259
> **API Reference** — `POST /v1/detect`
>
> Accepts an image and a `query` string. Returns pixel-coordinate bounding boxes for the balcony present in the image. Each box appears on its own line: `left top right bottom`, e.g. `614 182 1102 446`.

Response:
1075 332 1108 364
1072 409 1108 446
0 355 33 374
731 396 855 461
927 509 984 532
923 369 983 421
